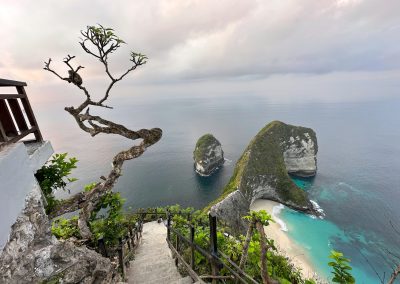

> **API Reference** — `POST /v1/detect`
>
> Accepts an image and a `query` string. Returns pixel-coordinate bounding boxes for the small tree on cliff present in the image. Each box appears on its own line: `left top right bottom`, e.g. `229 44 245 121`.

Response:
44 24 162 239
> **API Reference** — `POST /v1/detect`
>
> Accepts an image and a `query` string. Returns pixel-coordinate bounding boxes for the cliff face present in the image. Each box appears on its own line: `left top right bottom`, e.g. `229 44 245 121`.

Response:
0 186 117 283
193 134 224 176
282 133 317 177
209 121 318 232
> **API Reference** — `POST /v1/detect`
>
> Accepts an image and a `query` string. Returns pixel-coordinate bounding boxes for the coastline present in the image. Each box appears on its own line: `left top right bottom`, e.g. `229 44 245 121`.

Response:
250 199 321 280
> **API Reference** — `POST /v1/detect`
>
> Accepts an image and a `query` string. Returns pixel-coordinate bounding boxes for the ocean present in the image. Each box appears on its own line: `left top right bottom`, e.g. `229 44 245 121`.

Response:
35 92 400 283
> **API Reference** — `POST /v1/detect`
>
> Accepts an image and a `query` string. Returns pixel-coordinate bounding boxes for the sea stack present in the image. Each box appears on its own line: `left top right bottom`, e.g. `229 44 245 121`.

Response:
193 134 224 176
208 121 319 233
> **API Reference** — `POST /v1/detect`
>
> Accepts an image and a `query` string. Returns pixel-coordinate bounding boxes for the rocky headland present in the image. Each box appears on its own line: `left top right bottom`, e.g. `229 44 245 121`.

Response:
0 186 118 283
207 121 319 232
193 134 224 176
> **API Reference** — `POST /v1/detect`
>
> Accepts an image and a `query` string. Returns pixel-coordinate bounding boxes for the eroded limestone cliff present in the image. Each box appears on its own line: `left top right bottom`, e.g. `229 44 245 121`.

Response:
0 186 118 283
208 121 318 232
193 134 224 176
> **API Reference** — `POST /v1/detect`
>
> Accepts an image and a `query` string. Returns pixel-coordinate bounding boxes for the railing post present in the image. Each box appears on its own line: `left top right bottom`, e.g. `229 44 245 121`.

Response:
8 98 28 132
209 215 218 255
209 214 219 284
0 100 18 138
127 233 132 251
98 238 108 257
16 85 43 142
190 225 195 270
129 227 134 247
118 237 125 279
167 213 171 241
175 233 180 266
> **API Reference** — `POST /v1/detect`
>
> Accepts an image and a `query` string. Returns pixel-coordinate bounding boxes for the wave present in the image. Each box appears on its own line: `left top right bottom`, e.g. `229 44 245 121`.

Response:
310 200 325 219
272 204 288 232
224 158 232 165
336 182 363 194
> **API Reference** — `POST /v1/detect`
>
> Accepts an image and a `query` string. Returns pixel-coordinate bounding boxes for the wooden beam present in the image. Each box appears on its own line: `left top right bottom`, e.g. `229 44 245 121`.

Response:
0 127 37 150
0 78 27 87
0 94 25 99
8 99 28 131
0 120 6 142
16 86 43 142
0 100 18 137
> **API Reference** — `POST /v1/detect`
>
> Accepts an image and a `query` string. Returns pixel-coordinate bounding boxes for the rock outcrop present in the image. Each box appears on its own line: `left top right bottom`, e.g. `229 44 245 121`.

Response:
193 134 224 176
0 186 118 283
208 121 318 233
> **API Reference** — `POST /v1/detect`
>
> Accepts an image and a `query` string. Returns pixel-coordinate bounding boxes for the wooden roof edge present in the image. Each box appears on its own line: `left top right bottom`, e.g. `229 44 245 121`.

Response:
0 78 27 87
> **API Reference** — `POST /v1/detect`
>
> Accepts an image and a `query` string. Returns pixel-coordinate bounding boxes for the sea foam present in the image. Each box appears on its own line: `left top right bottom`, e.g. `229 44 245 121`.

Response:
224 158 232 165
272 204 288 232
310 200 325 219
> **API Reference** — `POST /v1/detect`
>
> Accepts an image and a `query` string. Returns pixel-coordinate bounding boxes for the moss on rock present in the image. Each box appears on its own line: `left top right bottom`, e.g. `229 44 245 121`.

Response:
193 134 224 176
207 121 318 232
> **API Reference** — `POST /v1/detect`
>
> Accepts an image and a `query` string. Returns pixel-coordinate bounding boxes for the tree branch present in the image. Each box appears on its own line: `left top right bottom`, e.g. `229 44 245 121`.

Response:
388 265 400 284
44 24 161 240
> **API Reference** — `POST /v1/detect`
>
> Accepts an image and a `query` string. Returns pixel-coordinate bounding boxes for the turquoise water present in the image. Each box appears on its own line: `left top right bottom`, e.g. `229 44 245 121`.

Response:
282 208 377 283
35 94 400 283
283 177 396 283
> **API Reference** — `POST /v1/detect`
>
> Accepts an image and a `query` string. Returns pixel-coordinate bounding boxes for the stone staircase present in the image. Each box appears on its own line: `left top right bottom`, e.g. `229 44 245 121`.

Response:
127 221 193 284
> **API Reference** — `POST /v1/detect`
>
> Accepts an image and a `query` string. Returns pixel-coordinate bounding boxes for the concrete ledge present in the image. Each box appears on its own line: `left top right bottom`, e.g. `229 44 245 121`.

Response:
25 141 54 173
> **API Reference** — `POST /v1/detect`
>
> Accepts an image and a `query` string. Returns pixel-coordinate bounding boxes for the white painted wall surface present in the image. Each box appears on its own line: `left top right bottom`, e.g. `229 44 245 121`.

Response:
0 142 53 249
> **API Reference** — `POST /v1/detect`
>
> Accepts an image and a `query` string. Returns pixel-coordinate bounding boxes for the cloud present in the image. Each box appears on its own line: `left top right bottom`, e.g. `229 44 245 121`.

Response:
1 0 400 95
159 0 400 80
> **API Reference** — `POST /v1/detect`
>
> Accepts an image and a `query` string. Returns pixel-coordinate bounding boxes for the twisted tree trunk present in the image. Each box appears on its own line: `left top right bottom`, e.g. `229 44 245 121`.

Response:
44 25 162 239
238 220 255 270
256 221 275 284
388 265 400 284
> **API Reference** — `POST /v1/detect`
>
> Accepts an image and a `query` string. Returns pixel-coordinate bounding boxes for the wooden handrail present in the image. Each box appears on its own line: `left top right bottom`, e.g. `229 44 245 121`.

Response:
166 238 206 283
96 219 143 281
0 78 27 87
96 210 259 283
0 94 25 99
166 212 260 284
0 78 43 148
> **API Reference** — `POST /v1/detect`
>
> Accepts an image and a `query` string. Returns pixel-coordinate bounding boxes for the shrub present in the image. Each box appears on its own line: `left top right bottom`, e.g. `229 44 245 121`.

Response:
328 250 355 284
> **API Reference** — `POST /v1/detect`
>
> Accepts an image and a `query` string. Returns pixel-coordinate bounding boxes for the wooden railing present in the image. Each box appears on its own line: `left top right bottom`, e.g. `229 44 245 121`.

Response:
0 78 43 149
42 209 259 283
96 219 144 280
166 212 259 284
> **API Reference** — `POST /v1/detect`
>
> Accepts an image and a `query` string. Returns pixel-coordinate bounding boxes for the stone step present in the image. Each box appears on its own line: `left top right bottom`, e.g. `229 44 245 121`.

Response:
127 221 193 284
134 248 171 257
131 269 181 282
133 254 172 264
133 274 189 284
130 261 179 276
175 276 194 284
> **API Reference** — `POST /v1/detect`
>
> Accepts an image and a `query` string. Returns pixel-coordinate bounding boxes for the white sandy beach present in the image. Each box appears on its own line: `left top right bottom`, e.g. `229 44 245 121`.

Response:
250 199 321 280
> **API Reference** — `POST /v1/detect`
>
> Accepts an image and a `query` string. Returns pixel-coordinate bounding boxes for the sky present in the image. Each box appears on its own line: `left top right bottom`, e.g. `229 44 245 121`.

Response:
1 0 400 103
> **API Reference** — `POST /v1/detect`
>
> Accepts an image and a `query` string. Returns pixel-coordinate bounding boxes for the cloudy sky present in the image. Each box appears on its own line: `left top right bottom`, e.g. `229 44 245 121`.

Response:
1 0 400 103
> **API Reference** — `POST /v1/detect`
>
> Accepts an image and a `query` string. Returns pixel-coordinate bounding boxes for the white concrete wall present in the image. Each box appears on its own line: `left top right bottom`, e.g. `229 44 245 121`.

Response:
27 141 54 173
0 142 53 249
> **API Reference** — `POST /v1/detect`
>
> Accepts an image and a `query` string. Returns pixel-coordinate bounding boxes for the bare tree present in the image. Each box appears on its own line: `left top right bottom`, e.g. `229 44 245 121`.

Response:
44 25 162 239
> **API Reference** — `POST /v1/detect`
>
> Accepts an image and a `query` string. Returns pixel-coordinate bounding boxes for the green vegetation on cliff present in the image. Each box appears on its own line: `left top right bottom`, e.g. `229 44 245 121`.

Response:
206 121 315 212
242 121 310 207
204 150 250 211
193 133 219 161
